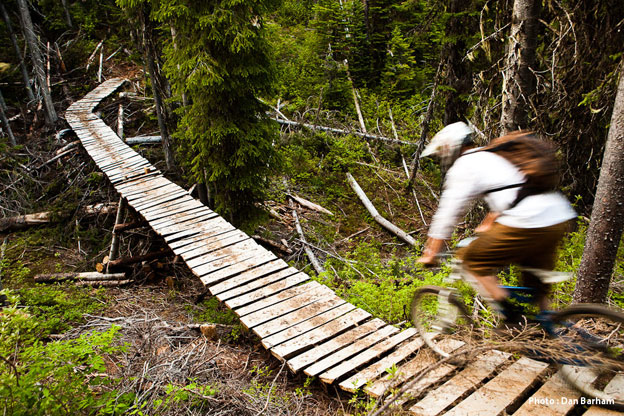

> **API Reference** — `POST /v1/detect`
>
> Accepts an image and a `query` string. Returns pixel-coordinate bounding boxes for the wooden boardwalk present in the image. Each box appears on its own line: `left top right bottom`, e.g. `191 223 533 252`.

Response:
66 78 623 416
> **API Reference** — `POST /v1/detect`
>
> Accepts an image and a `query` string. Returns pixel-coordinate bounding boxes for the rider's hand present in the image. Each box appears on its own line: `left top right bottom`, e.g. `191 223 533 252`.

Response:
417 238 444 267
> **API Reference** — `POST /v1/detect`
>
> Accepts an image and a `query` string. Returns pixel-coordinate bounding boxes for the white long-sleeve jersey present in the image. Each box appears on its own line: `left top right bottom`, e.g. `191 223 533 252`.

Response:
427 150 577 240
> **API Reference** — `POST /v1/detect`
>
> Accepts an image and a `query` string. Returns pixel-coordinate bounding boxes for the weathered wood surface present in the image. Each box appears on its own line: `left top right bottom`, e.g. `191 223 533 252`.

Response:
66 79 624 416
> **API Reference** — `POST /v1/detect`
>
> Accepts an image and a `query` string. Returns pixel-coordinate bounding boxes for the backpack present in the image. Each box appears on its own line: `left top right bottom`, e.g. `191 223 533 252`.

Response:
481 131 561 207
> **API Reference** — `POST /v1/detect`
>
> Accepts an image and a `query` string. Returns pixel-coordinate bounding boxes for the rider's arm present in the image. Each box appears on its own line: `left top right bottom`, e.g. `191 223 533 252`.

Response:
417 237 444 265
427 156 480 240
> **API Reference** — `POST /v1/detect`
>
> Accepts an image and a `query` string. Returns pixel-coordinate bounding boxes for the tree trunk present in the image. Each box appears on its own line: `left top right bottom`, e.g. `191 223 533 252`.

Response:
0 89 17 146
60 0 72 28
442 0 473 126
140 7 175 171
0 2 35 103
16 0 57 125
500 0 539 134
573 65 624 304
407 58 444 190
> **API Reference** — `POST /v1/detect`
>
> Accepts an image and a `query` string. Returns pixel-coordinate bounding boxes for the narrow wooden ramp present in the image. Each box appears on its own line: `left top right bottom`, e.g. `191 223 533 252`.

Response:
65 78 623 416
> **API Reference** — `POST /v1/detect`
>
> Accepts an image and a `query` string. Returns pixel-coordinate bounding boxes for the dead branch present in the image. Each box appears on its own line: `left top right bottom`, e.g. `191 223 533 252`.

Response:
55 140 80 155
113 219 148 233
346 172 417 247
287 193 334 216
104 248 173 271
273 118 414 145
252 235 293 255
34 271 126 282
0 203 118 232
76 279 132 287
38 148 77 169
125 136 162 145
283 180 325 275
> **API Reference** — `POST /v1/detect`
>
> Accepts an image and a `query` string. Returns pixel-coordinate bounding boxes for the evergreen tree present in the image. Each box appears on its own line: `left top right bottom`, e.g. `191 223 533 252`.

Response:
153 0 280 227
382 26 418 97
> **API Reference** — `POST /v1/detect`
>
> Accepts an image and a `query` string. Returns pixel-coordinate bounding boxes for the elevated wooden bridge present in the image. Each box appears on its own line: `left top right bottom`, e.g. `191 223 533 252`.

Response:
65 78 622 416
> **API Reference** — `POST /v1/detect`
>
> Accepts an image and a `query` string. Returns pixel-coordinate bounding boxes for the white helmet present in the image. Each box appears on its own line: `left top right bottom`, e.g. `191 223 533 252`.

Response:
420 121 474 168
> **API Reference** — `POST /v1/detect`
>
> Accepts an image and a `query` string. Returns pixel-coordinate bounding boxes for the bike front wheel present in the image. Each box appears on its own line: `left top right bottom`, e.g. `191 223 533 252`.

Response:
410 285 473 358
549 304 624 410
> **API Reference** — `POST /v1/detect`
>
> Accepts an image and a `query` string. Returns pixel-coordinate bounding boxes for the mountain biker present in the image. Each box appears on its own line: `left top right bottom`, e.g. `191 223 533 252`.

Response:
416 122 576 323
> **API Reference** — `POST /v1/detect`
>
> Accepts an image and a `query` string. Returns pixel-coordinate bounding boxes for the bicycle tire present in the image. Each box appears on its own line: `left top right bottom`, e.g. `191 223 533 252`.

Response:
549 304 624 410
411 285 473 358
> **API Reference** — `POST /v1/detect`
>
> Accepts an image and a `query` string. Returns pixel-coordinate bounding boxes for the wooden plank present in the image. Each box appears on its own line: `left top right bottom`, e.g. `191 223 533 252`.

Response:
234 280 323 317
209 259 292 295
254 296 348 340
149 206 211 228
304 325 400 378
583 374 624 416
142 201 210 223
176 230 249 261
443 357 550 416
172 230 247 256
184 239 265 269
141 198 203 218
124 183 182 202
339 336 426 393
238 283 334 329
319 328 418 384
261 302 355 349
221 270 306 306
153 212 219 237
151 211 217 234
134 193 194 213
144 201 209 223
287 318 385 373
366 338 465 399
408 350 511 416
115 176 169 193
132 190 190 211
168 225 236 250
514 368 598 416
199 250 277 287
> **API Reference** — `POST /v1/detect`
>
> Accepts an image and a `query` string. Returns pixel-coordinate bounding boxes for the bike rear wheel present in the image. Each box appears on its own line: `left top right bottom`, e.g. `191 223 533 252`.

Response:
549 304 624 410
410 286 473 358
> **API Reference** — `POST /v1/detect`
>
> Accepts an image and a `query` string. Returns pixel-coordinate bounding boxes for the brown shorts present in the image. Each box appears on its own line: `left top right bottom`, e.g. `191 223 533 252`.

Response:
458 221 570 287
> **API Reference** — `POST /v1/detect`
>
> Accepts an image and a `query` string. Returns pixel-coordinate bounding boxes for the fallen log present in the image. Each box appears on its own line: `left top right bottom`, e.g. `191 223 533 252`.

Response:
273 118 414 146
287 193 334 216
252 235 293 255
125 136 162 145
0 203 118 232
34 271 126 282
76 279 131 287
102 248 173 271
113 219 148 233
346 172 417 247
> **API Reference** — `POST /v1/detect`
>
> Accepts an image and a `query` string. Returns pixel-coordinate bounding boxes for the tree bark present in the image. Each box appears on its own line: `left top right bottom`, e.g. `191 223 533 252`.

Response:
500 0 539 134
34 272 126 282
0 2 35 103
407 58 444 190
346 172 417 247
573 65 624 304
16 0 57 125
0 89 16 146
442 0 473 126
140 7 175 171
0 204 118 232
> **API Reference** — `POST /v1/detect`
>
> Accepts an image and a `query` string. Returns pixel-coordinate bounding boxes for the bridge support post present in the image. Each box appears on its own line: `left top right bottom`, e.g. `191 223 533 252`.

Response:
106 197 127 273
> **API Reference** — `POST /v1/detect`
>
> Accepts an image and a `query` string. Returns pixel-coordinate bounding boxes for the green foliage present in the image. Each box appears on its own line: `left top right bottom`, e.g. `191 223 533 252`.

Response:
318 241 448 324
144 0 281 228
0 291 131 415
153 380 217 412
188 297 238 326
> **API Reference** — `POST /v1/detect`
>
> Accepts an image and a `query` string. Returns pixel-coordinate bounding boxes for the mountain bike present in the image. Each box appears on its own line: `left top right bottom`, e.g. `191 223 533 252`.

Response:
410 238 624 409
